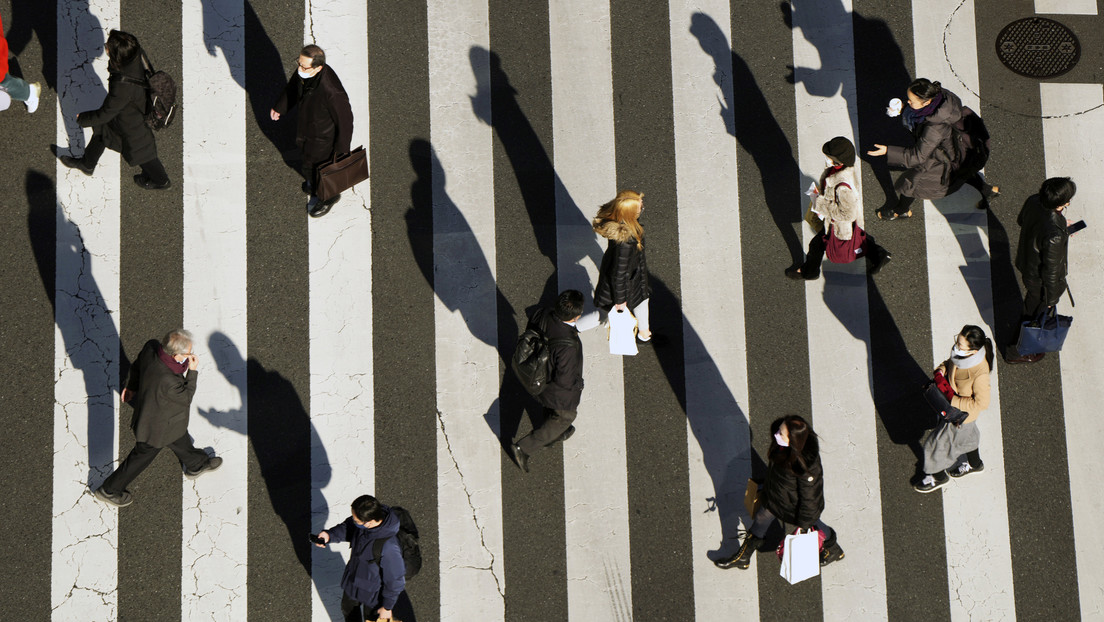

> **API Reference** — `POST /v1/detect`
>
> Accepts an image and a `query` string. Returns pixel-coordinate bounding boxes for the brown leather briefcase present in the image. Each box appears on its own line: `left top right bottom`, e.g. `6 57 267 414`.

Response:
317 146 369 201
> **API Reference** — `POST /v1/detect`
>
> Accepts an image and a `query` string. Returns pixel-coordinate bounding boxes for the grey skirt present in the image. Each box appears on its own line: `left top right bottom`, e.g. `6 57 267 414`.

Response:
922 420 980 474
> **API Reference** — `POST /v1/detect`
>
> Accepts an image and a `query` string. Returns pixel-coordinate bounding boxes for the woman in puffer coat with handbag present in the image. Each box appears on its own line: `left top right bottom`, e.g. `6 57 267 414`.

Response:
867 78 999 220
914 325 993 493
715 415 844 570
787 137 891 280
594 190 653 343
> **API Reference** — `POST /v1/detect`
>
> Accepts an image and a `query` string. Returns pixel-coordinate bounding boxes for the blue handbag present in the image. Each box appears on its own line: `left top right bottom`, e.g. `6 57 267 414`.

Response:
1016 307 1072 355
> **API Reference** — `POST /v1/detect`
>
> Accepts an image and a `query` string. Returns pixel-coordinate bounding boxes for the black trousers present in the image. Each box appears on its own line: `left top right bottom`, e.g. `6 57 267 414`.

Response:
341 592 379 622
518 407 576 455
1021 275 1049 319
82 133 170 184
101 433 210 494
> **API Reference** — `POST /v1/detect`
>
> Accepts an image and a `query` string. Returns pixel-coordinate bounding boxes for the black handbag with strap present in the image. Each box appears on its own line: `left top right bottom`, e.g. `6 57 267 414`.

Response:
317 146 369 201
922 381 968 426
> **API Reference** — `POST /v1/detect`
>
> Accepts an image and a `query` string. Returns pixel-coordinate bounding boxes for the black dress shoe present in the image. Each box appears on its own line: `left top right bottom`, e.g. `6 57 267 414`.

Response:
59 155 95 175
309 194 340 218
510 444 530 473
92 487 134 507
557 425 576 443
133 174 171 190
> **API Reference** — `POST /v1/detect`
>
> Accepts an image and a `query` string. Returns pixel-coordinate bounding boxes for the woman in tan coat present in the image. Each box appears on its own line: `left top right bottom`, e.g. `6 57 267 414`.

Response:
914 325 993 493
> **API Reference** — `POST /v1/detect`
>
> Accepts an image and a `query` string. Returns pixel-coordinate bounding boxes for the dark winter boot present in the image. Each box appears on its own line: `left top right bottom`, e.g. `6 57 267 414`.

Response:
820 530 845 567
714 533 763 570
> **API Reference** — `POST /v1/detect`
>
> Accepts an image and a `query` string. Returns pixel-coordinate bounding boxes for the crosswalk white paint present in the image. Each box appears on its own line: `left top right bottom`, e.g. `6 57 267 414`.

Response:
1035 0 1098 15
669 2 757 617
181 1 250 619
790 1 889 617
1040 81 1104 622
427 1 505 619
302 1 375 619
52 1 122 619
548 1 634 619
915 3 1017 620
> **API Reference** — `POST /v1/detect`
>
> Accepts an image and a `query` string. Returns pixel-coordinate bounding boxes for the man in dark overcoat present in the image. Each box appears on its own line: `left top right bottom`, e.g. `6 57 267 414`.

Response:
1006 177 1076 364
58 29 170 189
93 329 222 507
270 44 354 218
510 290 585 473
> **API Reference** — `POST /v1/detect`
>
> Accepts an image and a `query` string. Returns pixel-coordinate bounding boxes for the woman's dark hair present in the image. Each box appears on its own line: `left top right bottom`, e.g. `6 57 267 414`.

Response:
769 415 819 473
1039 177 1076 210
959 325 994 370
106 30 141 73
553 289 584 321
351 495 387 523
300 44 326 68
907 78 942 101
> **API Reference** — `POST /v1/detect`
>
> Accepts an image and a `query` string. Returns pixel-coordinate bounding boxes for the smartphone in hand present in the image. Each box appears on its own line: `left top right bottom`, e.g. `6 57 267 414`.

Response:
309 534 326 545
1068 220 1087 234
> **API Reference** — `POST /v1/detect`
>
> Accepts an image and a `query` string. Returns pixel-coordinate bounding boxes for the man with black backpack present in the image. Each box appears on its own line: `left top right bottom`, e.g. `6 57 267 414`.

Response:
315 495 407 621
510 289 585 473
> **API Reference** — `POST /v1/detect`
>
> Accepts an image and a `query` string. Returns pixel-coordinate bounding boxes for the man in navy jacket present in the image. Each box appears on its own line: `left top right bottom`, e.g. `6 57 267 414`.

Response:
317 495 405 621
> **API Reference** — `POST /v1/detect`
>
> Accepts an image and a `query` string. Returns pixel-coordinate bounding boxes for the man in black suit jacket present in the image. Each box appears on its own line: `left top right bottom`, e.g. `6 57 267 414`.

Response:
511 290 585 473
93 329 222 507
270 44 355 218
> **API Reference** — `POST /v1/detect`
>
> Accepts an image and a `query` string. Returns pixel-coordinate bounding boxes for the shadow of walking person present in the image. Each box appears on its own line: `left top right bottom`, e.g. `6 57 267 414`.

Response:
202 0 297 169
194 332 325 588
27 170 129 488
689 12 804 266
54 0 106 155
6 0 58 90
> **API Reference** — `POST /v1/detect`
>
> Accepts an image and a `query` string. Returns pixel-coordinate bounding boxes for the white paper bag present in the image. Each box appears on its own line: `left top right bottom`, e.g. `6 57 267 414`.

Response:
779 530 820 584
608 309 638 356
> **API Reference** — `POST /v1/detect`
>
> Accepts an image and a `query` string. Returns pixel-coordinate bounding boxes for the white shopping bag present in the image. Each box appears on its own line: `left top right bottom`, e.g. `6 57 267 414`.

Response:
779 529 820 584
608 308 638 356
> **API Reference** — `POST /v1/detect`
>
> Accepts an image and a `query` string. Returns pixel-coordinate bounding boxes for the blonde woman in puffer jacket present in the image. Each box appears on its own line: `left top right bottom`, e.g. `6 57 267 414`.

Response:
787 137 891 280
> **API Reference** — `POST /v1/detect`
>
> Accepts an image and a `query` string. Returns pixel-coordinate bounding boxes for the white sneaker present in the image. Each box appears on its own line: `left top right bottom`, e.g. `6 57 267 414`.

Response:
25 82 41 114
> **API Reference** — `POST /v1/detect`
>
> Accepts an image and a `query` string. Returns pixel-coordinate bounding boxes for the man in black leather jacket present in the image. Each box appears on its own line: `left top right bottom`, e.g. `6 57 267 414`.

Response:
1008 177 1076 363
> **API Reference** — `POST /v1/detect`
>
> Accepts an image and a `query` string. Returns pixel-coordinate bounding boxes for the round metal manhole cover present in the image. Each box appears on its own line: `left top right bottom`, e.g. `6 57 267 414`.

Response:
996 17 1080 79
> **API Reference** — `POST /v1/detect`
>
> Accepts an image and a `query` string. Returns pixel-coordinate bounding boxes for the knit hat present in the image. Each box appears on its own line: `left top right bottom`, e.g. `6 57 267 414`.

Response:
822 136 855 167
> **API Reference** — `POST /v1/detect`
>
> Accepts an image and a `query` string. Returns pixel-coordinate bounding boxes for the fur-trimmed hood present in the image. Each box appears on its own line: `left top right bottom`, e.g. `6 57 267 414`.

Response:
593 219 641 245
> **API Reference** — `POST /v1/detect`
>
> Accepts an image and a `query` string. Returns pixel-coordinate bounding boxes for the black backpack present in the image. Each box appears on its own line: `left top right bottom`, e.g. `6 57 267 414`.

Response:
510 309 576 397
370 506 422 580
118 50 177 130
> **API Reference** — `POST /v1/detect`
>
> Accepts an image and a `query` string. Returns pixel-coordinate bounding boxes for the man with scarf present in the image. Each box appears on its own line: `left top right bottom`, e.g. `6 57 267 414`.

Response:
93 329 223 507
270 44 354 218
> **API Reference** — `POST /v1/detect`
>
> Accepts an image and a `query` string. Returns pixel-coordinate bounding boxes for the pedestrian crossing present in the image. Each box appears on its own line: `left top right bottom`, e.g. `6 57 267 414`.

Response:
0 0 1101 620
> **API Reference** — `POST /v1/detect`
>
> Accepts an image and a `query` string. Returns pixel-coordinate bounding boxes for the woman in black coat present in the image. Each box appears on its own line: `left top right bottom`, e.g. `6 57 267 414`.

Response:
593 190 652 342
715 415 844 570
59 30 169 189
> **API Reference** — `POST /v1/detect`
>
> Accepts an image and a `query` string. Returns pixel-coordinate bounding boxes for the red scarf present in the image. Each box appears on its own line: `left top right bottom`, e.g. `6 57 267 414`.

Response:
158 345 189 374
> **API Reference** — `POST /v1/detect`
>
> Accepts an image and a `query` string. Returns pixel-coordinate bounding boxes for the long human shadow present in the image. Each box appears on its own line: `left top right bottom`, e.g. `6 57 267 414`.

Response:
195 334 322 584
690 12 804 266
5 0 57 90
55 0 106 154
930 193 999 322
783 1 913 211
823 269 933 473
204 0 297 169
987 199 1029 359
405 138 519 443
27 171 129 487
468 46 606 305
467 48 607 446
636 273 764 557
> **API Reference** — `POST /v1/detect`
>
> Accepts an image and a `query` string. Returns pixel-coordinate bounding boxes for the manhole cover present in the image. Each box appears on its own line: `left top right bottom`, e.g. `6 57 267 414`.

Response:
996 17 1080 79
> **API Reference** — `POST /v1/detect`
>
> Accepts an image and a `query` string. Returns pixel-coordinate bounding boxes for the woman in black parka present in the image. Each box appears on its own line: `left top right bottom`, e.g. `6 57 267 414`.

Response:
59 30 170 189
715 415 844 570
593 190 652 343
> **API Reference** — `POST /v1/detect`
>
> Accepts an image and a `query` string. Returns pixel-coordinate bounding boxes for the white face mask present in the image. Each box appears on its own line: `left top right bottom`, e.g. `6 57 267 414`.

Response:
825 157 837 168
298 68 316 79
774 431 789 447
951 346 972 358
